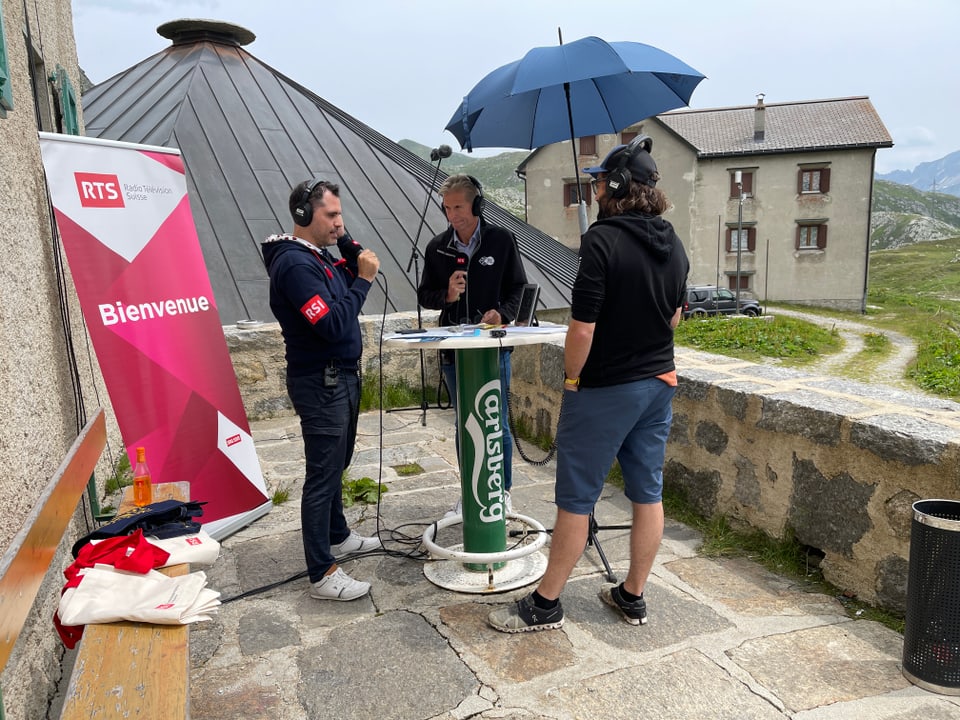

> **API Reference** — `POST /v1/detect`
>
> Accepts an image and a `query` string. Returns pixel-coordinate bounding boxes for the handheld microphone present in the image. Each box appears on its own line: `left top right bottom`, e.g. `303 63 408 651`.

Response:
430 145 453 162
454 251 469 274
337 232 363 262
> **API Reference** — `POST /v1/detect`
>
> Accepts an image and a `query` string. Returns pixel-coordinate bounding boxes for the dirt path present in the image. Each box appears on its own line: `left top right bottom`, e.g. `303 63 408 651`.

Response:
766 307 917 390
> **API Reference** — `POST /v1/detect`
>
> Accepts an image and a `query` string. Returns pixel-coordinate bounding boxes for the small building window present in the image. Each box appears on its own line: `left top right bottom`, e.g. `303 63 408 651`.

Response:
579 136 596 156
796 222 828 250
564 181 592 207
798 166 831 194
730 170 754 198
0 3 13 116
726 225 756 252
621 130 637 145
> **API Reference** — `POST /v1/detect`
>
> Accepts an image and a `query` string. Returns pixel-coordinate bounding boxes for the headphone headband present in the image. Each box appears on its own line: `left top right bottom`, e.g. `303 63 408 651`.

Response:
606 135 654 199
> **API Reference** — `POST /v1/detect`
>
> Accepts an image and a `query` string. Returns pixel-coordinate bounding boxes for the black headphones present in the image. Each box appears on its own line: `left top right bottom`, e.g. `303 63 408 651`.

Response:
467 175 485 217
292 178 325 225
605 134 654 199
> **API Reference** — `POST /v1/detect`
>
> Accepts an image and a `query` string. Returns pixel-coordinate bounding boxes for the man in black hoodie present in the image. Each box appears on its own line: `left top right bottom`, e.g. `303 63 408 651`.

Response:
488 136 689 632
262 179 381 601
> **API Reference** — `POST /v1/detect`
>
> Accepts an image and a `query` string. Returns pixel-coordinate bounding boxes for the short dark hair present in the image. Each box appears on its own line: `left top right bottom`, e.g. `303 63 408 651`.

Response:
288 179 340 222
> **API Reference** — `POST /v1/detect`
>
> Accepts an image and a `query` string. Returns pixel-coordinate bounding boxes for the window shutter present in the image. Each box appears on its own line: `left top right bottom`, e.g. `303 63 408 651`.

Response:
0 7 12 113
747 227 756 252
725 228 732 252
820 168 831 193
579 136 596 155
797 170 804 195
743 172 754 195
817 224 828 249
57 66 79 135
794 225 801 250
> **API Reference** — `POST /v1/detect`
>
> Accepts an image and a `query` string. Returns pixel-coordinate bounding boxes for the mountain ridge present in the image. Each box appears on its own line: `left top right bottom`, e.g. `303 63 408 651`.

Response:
877 149 960 197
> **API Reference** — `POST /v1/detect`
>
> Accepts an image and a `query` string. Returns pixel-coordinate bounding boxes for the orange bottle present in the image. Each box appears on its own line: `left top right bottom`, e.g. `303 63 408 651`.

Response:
132 446 153 507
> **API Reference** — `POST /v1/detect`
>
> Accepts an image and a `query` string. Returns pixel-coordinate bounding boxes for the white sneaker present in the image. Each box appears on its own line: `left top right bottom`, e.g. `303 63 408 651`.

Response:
310 567 370 601
330 530 382 558
443 498 462 520
505 490 513 515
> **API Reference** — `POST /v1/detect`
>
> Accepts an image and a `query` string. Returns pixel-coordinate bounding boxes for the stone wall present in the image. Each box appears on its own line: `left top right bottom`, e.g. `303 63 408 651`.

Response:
228 311 960 615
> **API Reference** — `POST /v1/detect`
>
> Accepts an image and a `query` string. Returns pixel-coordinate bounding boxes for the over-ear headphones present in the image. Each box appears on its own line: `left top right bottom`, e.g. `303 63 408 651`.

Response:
468 175 485 217
605 135 654 199
292 178 324 226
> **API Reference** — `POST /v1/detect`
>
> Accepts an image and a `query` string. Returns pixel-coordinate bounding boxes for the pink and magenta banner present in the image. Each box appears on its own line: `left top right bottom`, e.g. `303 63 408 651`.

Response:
39 133 270 538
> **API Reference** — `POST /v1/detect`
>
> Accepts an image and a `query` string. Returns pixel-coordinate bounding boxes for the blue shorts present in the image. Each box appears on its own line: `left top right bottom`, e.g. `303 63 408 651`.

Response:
555 378 675 514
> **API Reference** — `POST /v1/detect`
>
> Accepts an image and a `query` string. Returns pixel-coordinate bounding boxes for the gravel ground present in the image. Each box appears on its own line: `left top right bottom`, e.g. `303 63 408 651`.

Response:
762 307 917 390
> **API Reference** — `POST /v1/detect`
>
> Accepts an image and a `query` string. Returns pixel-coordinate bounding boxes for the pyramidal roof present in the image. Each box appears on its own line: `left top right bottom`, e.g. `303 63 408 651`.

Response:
82 19 576 324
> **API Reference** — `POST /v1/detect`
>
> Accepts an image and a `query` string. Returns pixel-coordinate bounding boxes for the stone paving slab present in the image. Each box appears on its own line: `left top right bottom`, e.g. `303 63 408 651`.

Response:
186 409 960 719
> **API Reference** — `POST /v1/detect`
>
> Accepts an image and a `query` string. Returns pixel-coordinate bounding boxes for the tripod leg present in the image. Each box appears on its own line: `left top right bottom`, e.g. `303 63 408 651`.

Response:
587 513 618 584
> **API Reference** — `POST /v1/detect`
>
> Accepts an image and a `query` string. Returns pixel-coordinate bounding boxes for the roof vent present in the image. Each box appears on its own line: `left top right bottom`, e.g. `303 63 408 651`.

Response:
157 19 255 47
754 93 766 142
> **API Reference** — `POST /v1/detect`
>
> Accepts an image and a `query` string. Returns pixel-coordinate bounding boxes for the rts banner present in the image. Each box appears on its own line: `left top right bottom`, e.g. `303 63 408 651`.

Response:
38 133 271 539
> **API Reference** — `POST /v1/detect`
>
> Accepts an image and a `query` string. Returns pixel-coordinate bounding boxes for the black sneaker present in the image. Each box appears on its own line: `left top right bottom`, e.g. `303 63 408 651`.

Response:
487 593 564 633
599 583 647 625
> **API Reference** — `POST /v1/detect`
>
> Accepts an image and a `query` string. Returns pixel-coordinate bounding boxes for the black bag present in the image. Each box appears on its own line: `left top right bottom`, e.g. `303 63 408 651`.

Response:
71 500 207 557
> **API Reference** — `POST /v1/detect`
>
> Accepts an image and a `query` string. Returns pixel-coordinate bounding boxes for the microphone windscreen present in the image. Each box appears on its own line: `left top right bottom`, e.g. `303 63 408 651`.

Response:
454 252 469 273
438 144 452 159
337 233 363 262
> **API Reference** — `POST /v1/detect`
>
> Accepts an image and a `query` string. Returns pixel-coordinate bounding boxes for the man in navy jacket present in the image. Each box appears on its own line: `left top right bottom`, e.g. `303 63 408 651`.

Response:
262 179 381 601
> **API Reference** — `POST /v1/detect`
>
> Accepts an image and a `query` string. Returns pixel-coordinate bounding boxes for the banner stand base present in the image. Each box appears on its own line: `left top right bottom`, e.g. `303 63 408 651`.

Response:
203 499 273 541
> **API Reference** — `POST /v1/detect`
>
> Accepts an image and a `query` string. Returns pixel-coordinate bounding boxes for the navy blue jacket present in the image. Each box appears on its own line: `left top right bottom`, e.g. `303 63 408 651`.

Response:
261 234 372 377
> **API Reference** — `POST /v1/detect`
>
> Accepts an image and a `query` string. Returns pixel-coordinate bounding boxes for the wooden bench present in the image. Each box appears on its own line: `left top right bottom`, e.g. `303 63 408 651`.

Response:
0 408 192 719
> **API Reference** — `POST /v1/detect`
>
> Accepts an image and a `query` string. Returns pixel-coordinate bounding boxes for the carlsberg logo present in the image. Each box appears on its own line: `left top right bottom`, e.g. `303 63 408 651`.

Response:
463 379 505 523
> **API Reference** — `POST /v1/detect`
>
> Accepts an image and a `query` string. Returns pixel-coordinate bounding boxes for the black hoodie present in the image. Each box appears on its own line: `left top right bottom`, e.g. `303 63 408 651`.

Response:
573 211 689 387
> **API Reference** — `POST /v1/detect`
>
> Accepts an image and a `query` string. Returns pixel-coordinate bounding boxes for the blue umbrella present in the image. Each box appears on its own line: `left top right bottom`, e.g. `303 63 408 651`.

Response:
445 34 705 230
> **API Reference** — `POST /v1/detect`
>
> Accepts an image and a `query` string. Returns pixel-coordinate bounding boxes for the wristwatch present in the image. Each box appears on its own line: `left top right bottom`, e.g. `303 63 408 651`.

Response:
563 375 580 387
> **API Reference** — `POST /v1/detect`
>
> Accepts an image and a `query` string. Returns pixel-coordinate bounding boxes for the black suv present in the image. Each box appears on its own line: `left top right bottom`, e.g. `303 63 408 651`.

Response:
683 286 762 319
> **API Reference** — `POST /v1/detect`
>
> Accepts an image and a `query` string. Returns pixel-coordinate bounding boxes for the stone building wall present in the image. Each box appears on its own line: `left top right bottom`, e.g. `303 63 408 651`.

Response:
227 312 960 614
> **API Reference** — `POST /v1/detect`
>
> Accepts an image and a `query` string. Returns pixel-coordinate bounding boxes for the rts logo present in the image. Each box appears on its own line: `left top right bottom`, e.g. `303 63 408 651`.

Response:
75 172 124 208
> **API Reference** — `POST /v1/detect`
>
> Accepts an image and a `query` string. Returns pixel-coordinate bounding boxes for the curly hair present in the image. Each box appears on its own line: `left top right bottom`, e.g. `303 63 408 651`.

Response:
598 173 671 217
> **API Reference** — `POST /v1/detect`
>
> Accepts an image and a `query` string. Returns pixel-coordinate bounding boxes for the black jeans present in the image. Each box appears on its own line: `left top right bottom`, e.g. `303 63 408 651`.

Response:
286 369 359 582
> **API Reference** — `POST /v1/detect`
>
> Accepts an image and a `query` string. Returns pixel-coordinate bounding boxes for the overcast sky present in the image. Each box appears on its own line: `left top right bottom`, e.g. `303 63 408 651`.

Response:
72 0 956 175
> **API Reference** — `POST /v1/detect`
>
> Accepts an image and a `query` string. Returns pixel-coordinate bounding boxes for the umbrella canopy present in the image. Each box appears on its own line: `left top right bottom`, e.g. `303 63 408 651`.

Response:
445 35 705 152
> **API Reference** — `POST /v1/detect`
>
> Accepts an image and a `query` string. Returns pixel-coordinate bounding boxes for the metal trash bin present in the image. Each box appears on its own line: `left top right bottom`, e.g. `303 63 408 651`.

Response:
903 499 960 694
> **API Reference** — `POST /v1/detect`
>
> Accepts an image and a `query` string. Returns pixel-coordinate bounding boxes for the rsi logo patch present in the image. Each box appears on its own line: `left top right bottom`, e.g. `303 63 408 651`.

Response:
301 294 329 324
75 172 124 208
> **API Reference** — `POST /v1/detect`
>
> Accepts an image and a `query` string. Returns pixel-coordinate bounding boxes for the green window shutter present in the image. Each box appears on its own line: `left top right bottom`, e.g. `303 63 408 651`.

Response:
56 65 78 134
0 4 13 115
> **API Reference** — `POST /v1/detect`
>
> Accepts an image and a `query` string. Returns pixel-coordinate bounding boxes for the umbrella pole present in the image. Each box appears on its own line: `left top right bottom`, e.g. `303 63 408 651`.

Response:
563 81 589 235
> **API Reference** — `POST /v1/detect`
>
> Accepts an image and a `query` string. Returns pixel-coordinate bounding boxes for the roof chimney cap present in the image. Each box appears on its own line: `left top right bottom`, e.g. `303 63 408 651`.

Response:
756 92 766 107
157 19 255 47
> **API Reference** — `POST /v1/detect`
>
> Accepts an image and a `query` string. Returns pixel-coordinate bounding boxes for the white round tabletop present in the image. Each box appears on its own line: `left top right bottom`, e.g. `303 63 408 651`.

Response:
383 322 567 351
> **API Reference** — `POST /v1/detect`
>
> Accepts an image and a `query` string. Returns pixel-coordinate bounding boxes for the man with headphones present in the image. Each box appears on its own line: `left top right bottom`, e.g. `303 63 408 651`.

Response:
262 179 381 601
488 136 690 633
417 174 529 515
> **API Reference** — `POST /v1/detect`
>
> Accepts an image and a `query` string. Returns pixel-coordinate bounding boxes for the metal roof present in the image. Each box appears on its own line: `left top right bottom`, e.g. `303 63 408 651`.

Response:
656 96 893 158
81 19 576 325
